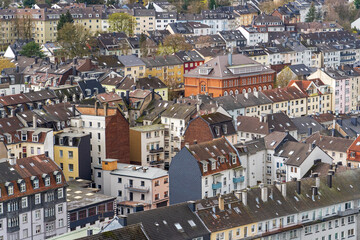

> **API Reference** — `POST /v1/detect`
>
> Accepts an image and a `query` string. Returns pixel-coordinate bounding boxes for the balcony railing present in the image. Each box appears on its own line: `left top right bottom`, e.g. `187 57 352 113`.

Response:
150 159 164 165
340 52 356 57
340 57 356 62
212 182 222 190
124 184 150 193
233 176 245 183
149 147 164 153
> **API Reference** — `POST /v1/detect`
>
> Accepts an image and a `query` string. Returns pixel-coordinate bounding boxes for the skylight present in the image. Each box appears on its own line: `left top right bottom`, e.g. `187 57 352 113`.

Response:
174 223 184 232
188 220 196 227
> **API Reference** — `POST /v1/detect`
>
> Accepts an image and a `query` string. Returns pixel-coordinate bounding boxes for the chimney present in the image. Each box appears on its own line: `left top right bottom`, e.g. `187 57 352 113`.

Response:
327 173 333 188
72 105 76 116
95 101 99 116
308 143 312 152
8 157 16 165
281 183 286 198
196 103 200 112
15 55 18 61
72 66 76 76
126 90 130 104
241 190 247 206
260 184 268 202
307 126 312 136
35 57 38 64
33 114 37 128
315 176 320 188
244 92 248 99
118 215 127 226
254 91 259 98
218 195 224 211
296 179 301 194
351 116 357 126
16 66 19 73
87 229 93 236
187 201 196 212
312 186 318 196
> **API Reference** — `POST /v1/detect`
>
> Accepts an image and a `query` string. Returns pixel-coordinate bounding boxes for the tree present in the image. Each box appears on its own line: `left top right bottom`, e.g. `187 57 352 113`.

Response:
57 11 74 31
355 0 360 9
0 0 11 8
57 23 92 58
306 3 316 22
108 13 136 36
13 15 33 41
208 0 217 10
20 42 45 58
76 0 104 4
276 66 293 88
23 0 35 7
159 34 192 55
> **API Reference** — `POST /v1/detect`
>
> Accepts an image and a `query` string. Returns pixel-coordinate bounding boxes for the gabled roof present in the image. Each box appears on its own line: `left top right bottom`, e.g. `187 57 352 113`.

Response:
234 91 272 107
237 116 269 135
128 202 209 240
291 116 324 135
262 86 307 102
161 103 196 119
276 141 317 167
117 76 167 90
141 55 182 68
304 132 353 153
264 131 297 150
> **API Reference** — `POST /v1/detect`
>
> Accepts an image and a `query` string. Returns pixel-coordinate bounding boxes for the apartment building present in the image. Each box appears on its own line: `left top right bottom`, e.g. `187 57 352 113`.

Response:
0 154 67 240
118 55 146 78
347 134 360 168
238 26 269 46
94 161 169 214
71 104 130 178
169 138 245 204
54 131 91 181
133 9 156 34
129 124 167 167
155 12 176 30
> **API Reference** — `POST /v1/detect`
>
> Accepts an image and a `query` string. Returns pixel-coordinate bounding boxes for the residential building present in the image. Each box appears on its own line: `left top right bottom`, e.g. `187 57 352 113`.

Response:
118 55 146 78
234 91 273 118
66 179 116 231
94 161 169 214
184 54 276 97
174 50 205 75
71 104 130 178
238 26 269 46
217 30 247 49
166 22 211 36
169 138 245 204
133 9 156 34
155 12 177 30
54 131 91 181
183 112 237 146
233 4 259 26
346 134 360 168
0 154 67 239
130 124 167 167
304 132 354 166
290 116 325 141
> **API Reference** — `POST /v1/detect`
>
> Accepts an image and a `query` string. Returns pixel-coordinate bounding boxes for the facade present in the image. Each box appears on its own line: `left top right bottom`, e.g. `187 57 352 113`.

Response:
133 9 156 34
94 161 169 215
54 131 91 181
169 138 245 204
347 134 360 168
118 55 146 79
0 154 67 240
129 124 166 167
184 54 276 97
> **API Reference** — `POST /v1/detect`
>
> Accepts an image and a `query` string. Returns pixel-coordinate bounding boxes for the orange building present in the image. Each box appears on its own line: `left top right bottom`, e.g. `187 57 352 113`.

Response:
347 134 360 168
184 54 276 97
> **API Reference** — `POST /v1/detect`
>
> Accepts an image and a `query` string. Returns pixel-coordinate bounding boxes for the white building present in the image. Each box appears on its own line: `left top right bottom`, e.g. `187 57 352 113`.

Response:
238 26 269 46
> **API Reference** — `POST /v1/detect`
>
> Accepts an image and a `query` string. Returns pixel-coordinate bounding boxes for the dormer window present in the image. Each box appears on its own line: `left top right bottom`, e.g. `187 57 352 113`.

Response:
8 185 13 195
32 134 38 142
202 161 208 172
32 177 39 189
44 175 50 187
20 182 26 192
56 173 62 184
215 126 220 136
21 132 27 141
59 138 63 145
222 124 228 135
211 161 216 170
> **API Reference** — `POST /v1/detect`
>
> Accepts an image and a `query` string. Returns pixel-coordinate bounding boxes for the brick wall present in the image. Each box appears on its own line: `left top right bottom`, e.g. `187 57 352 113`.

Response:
105 109 130 163
183 118 213 147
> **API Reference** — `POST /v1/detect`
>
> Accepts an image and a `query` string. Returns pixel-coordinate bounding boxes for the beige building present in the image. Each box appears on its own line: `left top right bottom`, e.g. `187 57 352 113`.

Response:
133 9 155 35
118 55 146 78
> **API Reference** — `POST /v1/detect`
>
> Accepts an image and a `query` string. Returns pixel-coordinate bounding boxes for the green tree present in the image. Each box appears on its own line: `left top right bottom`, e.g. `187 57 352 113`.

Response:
355 0 360 9
208 0 217 10
306 3 316 22
57 23 92 58
315 9 322 21
20 42 45 58
108 13 136 36
57 10 74 31
158 34 192 55
23 0 35 7
276 66 293 88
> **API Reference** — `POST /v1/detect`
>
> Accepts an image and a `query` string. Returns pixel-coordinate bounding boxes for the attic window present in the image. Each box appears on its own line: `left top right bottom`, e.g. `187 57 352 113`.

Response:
32 134 38 142
174 223 184 232
188 220 196 227
289 151 294 156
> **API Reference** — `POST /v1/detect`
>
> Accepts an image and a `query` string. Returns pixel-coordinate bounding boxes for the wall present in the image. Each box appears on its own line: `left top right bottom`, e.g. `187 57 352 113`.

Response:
129 129 142 165
183 118 213 146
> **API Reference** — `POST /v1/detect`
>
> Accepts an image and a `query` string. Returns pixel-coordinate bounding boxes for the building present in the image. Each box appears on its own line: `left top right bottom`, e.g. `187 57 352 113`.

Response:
169 138 245 204
118 55 146 78
133 9 156 34
155 12 177 30
305 132 354 166
54 131 91 181
66 179 116 231
184 54 276 97
129 124 167 167
238 26 269 46
183 112 237 146
346 134 360 168
71 104 130 178
0 154 67 239
94 161 169 214
166 22 211 36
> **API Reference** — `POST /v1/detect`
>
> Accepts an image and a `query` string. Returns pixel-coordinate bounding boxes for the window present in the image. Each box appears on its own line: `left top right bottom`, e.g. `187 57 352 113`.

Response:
58 204 63 213
0 203 3 214
59 150 63 158
98 133 101 140
203 163 208 172
155 180 160 186
58 188 64 198
20 182 26 192
216 232 225 240
23 228 28 238
97 172 101 178
56 174 62 184
36 225 41 234
35 210 41 220
45 207 55 218
22 214 28 223
141 181 145 186
118 190 122 197
68 151 73 158
45 192 55 202
69 164 74 172
45 176 50 186
33 179 39 189
35 193 41 204
118 178 122 183
348 229 354 237
345 202 351 210
8 185 13 195
21 197 28 208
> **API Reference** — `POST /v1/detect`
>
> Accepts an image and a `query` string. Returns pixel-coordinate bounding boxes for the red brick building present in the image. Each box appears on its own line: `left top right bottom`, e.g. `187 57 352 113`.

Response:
184 54 275 97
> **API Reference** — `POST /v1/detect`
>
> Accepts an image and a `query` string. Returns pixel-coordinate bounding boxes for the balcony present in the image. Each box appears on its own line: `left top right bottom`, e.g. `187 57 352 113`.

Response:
124 184 149 193
173 148 180 153
338 208 359 217
150 159 164 165
212 182 222 190
149 147 164 153
276 169 286 175
340 52 356 57
173 136 179 141
233 176 245 183
340 57 356 62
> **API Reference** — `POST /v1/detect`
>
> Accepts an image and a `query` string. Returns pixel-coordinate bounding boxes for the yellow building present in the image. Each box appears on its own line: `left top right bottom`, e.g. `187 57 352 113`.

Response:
118 55 146 78
233 6 258 27
141 55 184 87
133 9 156 35
54 131 91 181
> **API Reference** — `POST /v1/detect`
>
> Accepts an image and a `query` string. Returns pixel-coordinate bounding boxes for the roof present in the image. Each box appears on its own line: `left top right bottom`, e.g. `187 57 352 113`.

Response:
264 131 297 150
187 138 241 176
196 168 360 232
185 54 275 79
161 103 196 119
128 202 209 240
130 124 166 132
276 141 317 167
117 76 167 90
66 179 116 211
267 112 298 132
304 132 353 153
291 116 324 135
262 86 307 102
77 223 148 240
288 64 315 76
237 116 269 135
118 55 145 67
236 138 266 155
234 91 272 107
141 55 183 68
109 163 168 179
214 95 243 110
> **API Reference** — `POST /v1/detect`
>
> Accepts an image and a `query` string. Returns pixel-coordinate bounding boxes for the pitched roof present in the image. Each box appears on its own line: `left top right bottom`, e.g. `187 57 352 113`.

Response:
234 91 272 107
118 55 145 67
262 86 307 102
276 141 317 167
291 116 324 135
117 76 167 90
161 103 196 119
141 55 182 68
304 132 353 153
237 116 269 135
